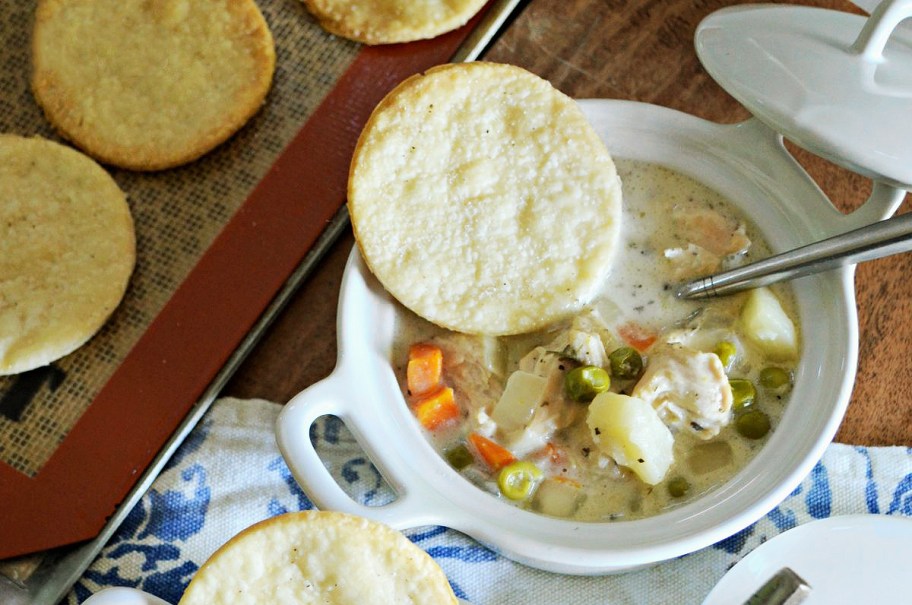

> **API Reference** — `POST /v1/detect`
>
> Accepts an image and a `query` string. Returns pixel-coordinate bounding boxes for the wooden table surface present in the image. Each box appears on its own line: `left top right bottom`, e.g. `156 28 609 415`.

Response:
224 0 912 447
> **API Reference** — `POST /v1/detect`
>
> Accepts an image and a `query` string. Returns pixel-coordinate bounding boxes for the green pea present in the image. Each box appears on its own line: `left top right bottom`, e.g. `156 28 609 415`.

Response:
444 444 474 470
565 365 611 402
729 378 756 411
667 476 690 498
736 409 771 439
497 460 543 501
760 367 792 390
714 341 737 370
608 346 643 379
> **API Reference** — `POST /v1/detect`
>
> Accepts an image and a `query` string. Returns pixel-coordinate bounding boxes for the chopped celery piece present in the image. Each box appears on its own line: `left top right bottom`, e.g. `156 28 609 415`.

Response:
491 370 548 431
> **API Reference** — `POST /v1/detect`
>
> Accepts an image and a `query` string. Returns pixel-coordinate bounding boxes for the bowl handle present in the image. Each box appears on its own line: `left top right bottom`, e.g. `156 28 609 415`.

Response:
852 0 912 61
275 370 445 530
743 116 908 232
839 180 907 232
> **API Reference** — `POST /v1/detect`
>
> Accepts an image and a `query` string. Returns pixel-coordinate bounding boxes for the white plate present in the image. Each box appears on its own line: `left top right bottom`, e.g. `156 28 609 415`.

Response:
702 514 912 604
83 587 171 605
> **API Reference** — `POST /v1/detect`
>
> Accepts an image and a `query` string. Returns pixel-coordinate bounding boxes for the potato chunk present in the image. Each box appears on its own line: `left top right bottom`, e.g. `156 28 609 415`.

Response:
491 370 548 431
740 287 798 361
586 392 674 485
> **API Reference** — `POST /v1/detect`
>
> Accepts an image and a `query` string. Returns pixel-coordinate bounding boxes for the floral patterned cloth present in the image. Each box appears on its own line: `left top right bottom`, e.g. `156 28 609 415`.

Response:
65 397 912 604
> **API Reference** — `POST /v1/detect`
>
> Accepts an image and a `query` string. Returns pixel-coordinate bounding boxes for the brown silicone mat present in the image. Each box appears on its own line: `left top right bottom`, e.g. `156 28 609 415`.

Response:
0 0 496 559
0 0 360 479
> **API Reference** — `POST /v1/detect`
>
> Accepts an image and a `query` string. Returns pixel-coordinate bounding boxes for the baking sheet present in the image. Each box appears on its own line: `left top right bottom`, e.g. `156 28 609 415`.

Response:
0 0 524 600
0 0 518 561
0 0 360 479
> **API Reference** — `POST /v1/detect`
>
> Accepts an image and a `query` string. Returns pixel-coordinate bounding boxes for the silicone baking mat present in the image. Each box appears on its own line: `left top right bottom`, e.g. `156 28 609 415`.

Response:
0 0 514 564
0 0 361 479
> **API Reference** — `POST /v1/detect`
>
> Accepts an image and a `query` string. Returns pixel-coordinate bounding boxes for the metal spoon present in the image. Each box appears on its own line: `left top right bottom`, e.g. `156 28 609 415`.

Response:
743 567 812 605
675 211 912 300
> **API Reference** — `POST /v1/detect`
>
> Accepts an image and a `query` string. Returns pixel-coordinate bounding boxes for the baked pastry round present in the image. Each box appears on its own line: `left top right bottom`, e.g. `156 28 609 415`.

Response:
178 511 459 605
31 0 276 171
0 135 135 375
302 0 488 45
348 62 623 336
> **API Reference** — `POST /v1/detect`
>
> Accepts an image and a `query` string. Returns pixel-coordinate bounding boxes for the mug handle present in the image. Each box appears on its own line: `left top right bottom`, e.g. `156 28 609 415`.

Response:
275 368 445 530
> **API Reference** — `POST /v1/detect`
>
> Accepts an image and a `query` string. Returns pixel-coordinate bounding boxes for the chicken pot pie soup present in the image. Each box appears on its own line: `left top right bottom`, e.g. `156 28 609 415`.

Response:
394 159 800 522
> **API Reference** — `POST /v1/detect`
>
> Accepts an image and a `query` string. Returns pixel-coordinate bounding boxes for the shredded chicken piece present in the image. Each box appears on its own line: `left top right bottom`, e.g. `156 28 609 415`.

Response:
631 343 733 439
659 205 752 280
525 314 610 370
504 352 577 455
433 333 504 414
503 325 609 456
676 206 751 257
664 244 722 280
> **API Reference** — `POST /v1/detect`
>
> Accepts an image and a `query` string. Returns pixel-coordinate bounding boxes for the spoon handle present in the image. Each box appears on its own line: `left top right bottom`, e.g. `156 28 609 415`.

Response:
675 211 912 300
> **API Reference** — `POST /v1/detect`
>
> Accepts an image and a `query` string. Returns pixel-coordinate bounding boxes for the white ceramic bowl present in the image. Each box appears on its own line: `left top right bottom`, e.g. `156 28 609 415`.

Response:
276 99 905 575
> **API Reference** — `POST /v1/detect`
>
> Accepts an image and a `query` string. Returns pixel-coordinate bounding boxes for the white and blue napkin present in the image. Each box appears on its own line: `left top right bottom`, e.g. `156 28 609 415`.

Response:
65 397 912 604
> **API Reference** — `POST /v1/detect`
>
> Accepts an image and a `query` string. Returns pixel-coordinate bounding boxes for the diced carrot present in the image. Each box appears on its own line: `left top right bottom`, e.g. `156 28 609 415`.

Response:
552 476 582 489
407 343 443 397
532 442 561 465
468 433 515 471
412 386 459 430
617 322 657 352
541 442 567 466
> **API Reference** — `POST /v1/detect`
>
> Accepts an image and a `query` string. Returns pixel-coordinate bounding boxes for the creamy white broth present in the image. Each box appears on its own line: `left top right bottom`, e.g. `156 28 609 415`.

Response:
391 160 798 522
597 160 764 329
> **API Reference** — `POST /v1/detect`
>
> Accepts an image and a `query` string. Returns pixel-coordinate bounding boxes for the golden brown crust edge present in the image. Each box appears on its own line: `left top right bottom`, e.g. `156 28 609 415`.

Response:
178 511 459 605
0 134 135 375
30 0 276 171
301 0 488 45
